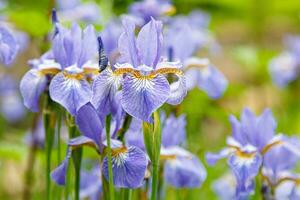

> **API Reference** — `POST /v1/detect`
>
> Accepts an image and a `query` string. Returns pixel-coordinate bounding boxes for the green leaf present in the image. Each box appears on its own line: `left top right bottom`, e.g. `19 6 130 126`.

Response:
9 10 51 37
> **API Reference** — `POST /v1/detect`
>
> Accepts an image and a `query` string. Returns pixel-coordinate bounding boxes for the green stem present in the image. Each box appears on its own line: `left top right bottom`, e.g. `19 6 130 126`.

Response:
105 115 115 200
43 97 56 200
55 106 62 200
68 122 82 200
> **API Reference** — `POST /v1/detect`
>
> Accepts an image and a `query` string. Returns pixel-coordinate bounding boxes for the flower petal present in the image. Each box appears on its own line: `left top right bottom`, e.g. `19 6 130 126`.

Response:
121 74 170 122
0 27 18 65
118 17 140 67
78 25 98 67
51 136 96 185
206 148 231 166
136 18 162 68
162 114 186 147
75 103 103 150
49 72 92 115
20 69 47 112
91 68 121 117
164 155 206 188
102 145 148 188
228 151 262 197
198 65 228 99
166 74 187 105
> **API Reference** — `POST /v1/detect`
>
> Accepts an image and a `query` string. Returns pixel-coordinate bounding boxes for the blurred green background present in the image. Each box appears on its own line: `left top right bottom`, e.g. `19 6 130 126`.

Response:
1 0 300 199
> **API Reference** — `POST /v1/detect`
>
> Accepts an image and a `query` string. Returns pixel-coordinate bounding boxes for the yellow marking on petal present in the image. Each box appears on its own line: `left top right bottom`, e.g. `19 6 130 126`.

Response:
83 68 100 75
63 71 85 80
113 67 184 80
275 176 300 187
185 63 209 71
160 154 177 161
235 149 256 158
112 146 128 157
261 140 283 155
163 6 176 16
154 68 183 76
40 68 61 75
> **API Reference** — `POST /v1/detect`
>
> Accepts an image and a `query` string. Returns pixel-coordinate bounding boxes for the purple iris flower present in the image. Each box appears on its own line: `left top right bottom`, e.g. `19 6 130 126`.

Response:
269 52 298 87
164 12 227 98
56 0 101 24
269 35 300 87
51 103 148 188
212 173 236 200
206 108 300 199
21 11 100 115
80 165 101 200
92 17 187 122
0 75 25 122
129 0 175 24
125 113 206 188
160 114 206 188
0 26 19 66
206 108 275 198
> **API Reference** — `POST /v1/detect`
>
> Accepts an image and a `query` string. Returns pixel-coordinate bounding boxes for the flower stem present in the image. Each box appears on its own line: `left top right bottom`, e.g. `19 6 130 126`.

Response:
105 114 115 200
143 112 161 200
43 96 56 200
68 117 82 200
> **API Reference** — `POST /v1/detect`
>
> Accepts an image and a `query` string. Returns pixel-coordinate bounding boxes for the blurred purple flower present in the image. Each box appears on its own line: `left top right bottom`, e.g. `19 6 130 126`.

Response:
164 11 227 98
0 75 25 122
212 173 236 200
92 17 187 122
56 0 101 24
51 103 148 188
269 52 298 87
129 0 175 24
269 36 300 87
0 26 19 65
80 165 102 200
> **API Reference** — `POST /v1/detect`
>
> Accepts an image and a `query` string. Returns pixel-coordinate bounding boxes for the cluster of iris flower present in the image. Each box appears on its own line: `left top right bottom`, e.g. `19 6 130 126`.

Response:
2 0 300 199
207 108 300 199
15 0 227 199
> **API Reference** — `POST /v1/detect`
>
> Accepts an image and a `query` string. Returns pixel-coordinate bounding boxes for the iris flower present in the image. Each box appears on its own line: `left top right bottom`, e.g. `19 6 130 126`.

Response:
0 26 19 65
206 108 300 199
129 0 175 24
20 11 100 115
269 36 300 87
80 165 102 200
56 0 101 24
51 103 148 188
164 12 227 99
0 75 25 122
92 17 187 122
125 113 206 188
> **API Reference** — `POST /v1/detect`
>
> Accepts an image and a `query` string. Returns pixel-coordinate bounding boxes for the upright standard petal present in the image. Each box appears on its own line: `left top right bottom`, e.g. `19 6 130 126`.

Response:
102 145 148 188
162 114 186 147
164 155 206 188
136 18 163 68
20 69 47 112
91 68 121 117
49 72 92 115
121 74 170 122
118 17 140 67
76 103 103 150
78 25 98 67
